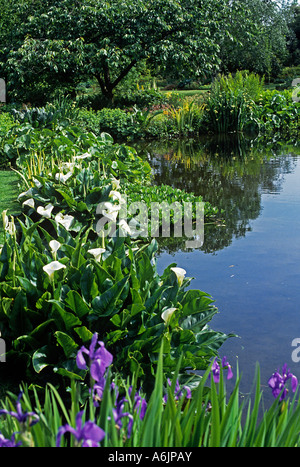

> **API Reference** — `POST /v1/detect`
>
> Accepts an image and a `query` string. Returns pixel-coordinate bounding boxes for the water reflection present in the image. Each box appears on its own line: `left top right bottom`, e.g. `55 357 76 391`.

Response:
132 134 300 406
134 135 300 254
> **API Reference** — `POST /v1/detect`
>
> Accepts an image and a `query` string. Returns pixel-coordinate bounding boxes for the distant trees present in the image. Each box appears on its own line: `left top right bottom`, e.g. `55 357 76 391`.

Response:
286 4 300 66
219 0 297 80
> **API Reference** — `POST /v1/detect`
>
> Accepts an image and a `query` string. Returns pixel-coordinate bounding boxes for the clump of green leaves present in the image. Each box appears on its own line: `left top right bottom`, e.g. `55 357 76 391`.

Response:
257 89 300 136
203 71 263 134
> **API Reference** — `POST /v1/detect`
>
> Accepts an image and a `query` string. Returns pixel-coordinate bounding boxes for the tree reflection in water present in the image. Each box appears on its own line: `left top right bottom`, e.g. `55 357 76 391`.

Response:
132 134 300 255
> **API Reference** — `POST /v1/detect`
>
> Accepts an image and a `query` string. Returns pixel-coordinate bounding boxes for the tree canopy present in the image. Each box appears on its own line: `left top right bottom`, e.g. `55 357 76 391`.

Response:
0 0 256 103
0 0 298 104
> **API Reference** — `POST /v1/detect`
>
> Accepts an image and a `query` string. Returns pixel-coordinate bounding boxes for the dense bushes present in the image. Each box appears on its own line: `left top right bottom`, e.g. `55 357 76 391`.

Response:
257 89 300 135
74 72 300 140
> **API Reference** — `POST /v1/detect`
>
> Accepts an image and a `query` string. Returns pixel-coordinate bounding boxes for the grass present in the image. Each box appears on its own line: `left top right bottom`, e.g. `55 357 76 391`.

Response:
0 170 20 243
160 89 209 97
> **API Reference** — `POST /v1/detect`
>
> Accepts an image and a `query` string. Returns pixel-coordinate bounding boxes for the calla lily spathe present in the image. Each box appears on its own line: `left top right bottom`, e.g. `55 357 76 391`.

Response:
49 240 61 253
43 261 66 280
161 307 177 324
88 248 106 262
37 204 54 218
22 198 35 208
55 212 74 230
170 267 187 286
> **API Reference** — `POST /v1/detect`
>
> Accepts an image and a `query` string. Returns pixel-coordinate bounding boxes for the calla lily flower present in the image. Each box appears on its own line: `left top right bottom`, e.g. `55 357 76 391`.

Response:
17 188 33 200
49 240 61 253
170 267 187 286
43 261 66 280
2 210 8 230
55 171 73 183
161 307 177 324
74 152 91 160
55 212 74 230
97 202 120 222
119 219 132 236
88 248 106 262
61 162 75 171
37 204 54 219
22 198 35 208
33 178 42 188
109 191 126 205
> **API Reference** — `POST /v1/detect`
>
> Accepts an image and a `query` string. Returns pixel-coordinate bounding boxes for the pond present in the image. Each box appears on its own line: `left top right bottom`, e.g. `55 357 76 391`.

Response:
133 134 300 405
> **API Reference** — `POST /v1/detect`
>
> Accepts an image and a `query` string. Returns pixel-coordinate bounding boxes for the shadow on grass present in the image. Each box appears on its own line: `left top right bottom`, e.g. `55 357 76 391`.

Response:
0 170 21 244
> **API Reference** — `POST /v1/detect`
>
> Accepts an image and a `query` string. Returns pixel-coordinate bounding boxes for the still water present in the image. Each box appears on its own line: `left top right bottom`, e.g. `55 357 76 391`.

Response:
134 135 300 403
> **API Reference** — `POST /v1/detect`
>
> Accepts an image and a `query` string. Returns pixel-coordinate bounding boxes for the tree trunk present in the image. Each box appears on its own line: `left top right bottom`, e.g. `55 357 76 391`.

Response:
95 59 138 105
95 75 114 105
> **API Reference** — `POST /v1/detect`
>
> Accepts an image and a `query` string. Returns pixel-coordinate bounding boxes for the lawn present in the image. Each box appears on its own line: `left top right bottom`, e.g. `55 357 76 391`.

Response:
0 170 20 243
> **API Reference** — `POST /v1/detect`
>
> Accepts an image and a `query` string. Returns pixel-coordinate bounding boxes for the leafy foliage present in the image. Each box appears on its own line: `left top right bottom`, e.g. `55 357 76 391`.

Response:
0 123 231 390
1 350 300 447
1 0 254 104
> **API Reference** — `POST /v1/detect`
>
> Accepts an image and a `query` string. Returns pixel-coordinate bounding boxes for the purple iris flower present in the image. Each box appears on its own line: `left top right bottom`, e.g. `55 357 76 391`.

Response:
111 399 134 439
0 391 39 427
76 333 113 377
268 364 298 401
56 410 105 447
211 357 233 383
76 333 113 404
163 378 192 403
128 387 147 420
0 432 22 447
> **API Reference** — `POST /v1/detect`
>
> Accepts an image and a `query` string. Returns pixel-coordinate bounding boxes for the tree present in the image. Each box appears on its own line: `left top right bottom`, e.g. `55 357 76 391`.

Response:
1 0 255 104
219 0 292 79
286 4 300 65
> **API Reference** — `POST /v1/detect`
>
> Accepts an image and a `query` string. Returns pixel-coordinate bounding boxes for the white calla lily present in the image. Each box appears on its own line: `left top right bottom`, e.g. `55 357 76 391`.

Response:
61 162 75 171
33 178 42 188
2 210 8 230
49 240 61 253
22 198 35 208
97 201 120 222
170 267 186 286
37 204 54 218
74 152 90 160
55 171 73 183
109 190 126 204
55 212 74 230
111 178 120 190
7 220 16 236
119 219 132 236
88 248 106 262
18 188 33 200
161 307 177 324
43 261 66 280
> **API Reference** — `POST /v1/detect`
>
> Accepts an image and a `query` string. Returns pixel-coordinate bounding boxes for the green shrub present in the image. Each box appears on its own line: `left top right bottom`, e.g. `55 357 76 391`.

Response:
77 108 141 140
278 65 300 81
257 89 300 136
0 112 16 137
11 96 80 129
114 88 168 110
